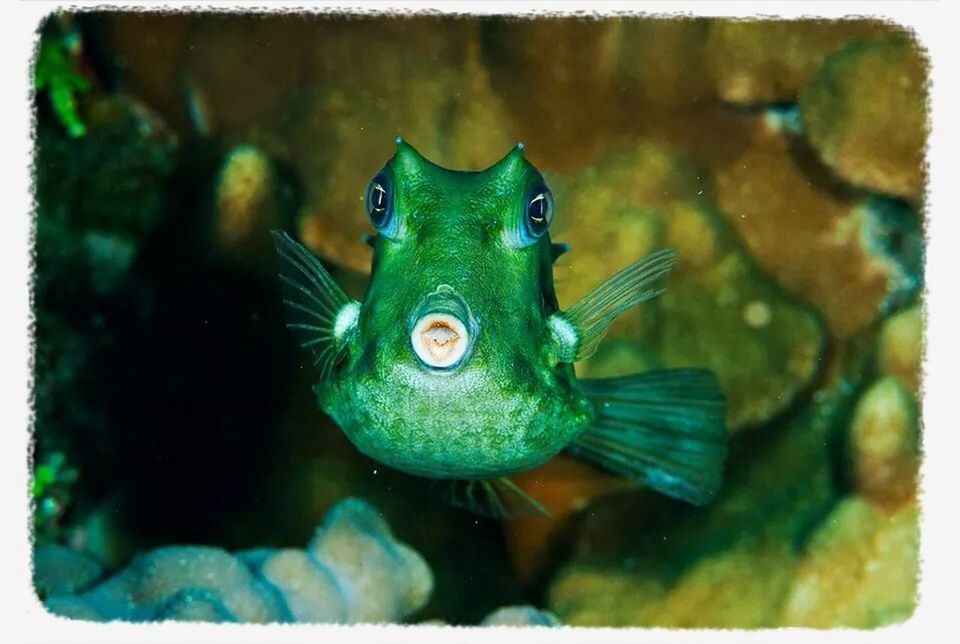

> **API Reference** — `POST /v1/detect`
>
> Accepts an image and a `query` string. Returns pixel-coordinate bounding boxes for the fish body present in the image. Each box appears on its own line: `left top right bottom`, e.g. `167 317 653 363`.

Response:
274 139 726 517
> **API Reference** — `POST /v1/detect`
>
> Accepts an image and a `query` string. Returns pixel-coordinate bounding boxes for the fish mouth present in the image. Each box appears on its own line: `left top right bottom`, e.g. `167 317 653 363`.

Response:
410 285 476 371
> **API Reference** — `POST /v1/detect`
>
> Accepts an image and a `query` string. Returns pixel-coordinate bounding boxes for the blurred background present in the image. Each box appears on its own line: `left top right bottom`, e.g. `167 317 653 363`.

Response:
31 11 925 627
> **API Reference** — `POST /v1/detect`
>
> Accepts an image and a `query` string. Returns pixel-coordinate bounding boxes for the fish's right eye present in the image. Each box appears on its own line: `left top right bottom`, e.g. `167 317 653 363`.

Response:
365 172 396 235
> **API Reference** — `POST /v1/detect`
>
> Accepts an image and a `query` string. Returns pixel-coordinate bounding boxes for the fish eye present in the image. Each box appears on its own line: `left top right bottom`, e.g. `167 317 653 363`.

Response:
508 183 553 247
526 187 554 237
365 172 395 234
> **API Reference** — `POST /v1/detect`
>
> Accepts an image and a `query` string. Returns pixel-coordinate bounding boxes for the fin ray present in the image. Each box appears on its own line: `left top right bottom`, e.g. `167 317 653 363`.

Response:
440 478 551 520
272 230 358 381
550 249 676 362
570 368 727 506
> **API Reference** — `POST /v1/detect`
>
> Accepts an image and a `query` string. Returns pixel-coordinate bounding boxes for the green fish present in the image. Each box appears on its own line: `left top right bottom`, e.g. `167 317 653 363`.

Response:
273 138 726 518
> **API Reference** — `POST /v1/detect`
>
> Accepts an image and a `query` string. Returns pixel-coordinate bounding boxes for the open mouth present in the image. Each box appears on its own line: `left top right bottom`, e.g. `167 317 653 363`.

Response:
411 312 469 369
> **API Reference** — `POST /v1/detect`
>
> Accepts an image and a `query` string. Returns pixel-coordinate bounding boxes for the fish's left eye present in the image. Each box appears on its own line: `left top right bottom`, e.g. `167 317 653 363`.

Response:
526 189 554 236
365 172 396 235
517 184 554 244
506 183 555 248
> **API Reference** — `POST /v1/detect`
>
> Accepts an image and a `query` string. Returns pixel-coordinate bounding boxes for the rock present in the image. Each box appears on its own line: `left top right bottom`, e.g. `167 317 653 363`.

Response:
481 605 562 626
256 550 344 623
714 120 923 339
213 145 286 265
41 498 433 624
800 35 928 200
615 18 712 110
102 13 193 131
849 377 920 509
481 17 752 174
305 498 434 624
706 19 892 104
480 17 624 169
65 546 284 622
33 543 103 598
780 497 918 626
552 143 826 430
877 304 923 394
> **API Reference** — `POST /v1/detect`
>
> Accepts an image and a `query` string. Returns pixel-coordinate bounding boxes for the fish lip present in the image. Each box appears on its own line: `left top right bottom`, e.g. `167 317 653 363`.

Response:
409 285 477 372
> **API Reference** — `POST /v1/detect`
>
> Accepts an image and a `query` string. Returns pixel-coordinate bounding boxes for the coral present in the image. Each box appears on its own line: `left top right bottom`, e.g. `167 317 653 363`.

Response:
33 543 103 598
780 497 918 627
481 18 742 172
877 304 923 394
848 377 920 509
480 18 624 169
705 19 892 104
213 144 286 265
714 120 923 339
34 16 91 138
800 35 928 200
40 498 433 624
480 605 562 626
550 143 827 431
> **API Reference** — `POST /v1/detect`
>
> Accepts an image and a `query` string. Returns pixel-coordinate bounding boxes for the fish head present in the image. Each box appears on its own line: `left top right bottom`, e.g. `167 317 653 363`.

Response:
326 139 591 479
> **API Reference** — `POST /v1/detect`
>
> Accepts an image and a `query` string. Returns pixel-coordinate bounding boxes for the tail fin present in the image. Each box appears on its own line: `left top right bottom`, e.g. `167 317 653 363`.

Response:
569 369 727 506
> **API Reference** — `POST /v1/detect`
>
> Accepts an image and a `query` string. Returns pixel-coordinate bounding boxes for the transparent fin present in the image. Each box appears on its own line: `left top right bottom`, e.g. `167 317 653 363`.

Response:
440 478 551 520
569 369 727 506
551 242 570 262
271 230 358 381
551 249 676 362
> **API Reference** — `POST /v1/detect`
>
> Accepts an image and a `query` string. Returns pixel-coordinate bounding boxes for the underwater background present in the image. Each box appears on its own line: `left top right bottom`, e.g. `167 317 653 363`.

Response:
31 11 925 627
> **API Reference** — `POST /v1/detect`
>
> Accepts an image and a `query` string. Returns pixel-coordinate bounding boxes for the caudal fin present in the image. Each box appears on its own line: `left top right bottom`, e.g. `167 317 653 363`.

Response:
569 369 727 506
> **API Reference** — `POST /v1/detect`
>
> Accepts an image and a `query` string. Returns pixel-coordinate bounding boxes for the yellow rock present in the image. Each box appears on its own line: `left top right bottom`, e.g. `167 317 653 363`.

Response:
706 19 892 104
877 304 924 395
215 145 277 262
553 143 826 430
849 377 920 509
800 34 928 200
781 496 918 627
714 120 893 339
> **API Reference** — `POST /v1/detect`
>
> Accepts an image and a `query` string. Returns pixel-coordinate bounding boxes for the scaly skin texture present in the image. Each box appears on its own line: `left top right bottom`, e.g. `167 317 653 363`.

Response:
319 141 594 479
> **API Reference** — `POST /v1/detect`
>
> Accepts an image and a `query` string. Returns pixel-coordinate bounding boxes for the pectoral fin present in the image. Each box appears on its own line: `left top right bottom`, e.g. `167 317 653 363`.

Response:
547 248 676 362
569 368 727 506
271 230 359 381
440 478 551 520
